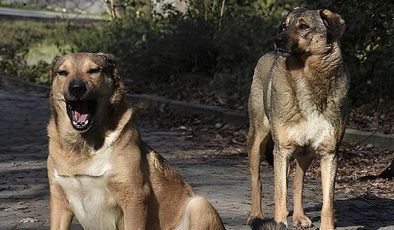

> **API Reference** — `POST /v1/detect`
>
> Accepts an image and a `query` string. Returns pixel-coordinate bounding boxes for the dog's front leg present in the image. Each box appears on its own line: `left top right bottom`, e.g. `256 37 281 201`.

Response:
273 145 292 226
123 203 148 230
320 153 337 230
49 183 73 230
119 185 149 230
292 154 313 228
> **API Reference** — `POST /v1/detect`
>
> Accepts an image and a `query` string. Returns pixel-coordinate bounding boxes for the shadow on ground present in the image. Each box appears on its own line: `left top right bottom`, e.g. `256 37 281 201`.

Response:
307 194 394 229
336 194 394 229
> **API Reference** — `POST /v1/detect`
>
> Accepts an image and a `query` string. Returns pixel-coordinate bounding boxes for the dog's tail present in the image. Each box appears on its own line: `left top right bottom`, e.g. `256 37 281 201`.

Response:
249 218 287 230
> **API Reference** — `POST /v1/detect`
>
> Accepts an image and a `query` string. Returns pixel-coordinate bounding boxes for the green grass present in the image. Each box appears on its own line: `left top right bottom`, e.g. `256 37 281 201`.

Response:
26 42 69 65
0 19 99 83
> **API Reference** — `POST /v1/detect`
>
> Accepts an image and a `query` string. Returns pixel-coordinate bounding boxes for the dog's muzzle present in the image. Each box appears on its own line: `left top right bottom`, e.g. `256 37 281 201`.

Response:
65 80 96 132
274 34 292 57
69 80 87 99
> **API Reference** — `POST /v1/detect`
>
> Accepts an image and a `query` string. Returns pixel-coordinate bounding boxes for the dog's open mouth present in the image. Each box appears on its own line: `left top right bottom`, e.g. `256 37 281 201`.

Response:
66 100 96 132
275 48 291 57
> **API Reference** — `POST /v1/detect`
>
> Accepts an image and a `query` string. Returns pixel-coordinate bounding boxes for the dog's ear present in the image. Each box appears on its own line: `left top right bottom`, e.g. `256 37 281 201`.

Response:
98 53 125 104
320 9 346 42
50 55 61 85
98 53 116 65
97 53 121 82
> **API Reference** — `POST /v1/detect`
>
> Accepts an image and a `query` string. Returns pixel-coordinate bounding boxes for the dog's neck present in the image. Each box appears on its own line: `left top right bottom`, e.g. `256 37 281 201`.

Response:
304 43 343 79
286 43 344 112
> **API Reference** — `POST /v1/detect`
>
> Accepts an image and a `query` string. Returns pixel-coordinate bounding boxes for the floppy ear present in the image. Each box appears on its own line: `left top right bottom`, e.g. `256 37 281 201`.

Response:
98 53 116 64
320 9 346 42
50 55 61 85
98 53 125 104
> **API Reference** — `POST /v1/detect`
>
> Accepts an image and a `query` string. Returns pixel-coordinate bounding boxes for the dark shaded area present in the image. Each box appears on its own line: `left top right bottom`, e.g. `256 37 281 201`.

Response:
304 194 394 229
66 0 394 114
1 1 393 134
359 158 394 180
335 194 394 230
264 136 275 167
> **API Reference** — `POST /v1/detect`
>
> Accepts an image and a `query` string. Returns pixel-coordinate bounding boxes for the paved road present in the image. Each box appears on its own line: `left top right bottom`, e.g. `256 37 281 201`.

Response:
0 78 393 229
0 81 252 229
0 7 106 21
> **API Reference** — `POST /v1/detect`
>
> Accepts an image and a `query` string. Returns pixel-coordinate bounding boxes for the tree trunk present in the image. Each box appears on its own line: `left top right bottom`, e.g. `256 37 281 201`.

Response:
102 0 126 19
136 0 152 19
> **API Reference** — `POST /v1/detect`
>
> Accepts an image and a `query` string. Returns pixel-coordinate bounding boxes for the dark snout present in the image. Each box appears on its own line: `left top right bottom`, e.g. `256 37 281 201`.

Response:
65 79 96 132
274 33 292 57
68 80 87 100
274 35 288 50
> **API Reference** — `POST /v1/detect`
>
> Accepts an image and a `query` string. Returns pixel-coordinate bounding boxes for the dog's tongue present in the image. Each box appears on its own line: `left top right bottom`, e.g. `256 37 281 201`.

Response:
73 112 89 123
72 101 89 123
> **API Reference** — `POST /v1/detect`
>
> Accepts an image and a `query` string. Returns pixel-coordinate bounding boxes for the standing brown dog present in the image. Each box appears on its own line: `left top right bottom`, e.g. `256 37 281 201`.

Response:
247 8 349 230
47 53 225 230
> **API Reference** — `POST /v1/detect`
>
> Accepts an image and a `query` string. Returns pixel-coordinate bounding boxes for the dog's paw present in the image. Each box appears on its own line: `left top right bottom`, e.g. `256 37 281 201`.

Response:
293 214 312 229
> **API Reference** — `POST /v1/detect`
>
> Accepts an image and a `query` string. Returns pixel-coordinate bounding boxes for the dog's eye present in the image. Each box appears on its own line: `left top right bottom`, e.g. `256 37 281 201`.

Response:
57 70 68 77
298 24 310 30
88 68 101 75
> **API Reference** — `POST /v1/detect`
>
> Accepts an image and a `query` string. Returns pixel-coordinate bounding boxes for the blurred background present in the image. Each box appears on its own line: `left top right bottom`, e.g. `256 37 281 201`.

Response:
0 0 393 133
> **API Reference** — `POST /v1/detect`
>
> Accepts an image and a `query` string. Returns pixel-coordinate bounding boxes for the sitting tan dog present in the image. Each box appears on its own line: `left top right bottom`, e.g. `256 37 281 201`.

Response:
47 53 225 230
247 8 349 230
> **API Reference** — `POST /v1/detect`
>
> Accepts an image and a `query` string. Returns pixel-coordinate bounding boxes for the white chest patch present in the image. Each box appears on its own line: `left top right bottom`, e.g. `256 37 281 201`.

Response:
54 131 123 230
286 75 335 149
286 111 334 149
54 169 122 230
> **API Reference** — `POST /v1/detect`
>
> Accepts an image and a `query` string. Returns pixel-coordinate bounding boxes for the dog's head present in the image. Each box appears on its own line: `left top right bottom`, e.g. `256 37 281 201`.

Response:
274 8 346 57
50 53 124 133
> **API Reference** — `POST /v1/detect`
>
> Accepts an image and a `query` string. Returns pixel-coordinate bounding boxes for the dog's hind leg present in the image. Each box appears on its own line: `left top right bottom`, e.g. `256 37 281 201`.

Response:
178 196 224 230
292 154 313 228
247 57 274 224
247 118 270 223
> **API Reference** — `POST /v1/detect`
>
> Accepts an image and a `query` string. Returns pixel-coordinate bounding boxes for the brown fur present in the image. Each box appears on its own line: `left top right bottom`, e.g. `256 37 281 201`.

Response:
47 53 224 230
247 8 349 230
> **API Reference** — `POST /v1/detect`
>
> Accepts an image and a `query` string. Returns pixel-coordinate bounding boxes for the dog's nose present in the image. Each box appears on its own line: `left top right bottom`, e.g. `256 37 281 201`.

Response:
275 36 285 47
68 80 87 99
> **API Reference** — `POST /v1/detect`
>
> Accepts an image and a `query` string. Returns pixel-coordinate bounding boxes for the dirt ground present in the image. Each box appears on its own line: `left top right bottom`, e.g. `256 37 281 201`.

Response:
0 77 393 230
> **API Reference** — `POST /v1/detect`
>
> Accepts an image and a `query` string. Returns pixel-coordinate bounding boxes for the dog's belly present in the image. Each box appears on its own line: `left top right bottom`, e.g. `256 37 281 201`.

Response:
54 170 123 230
286 112 334 149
